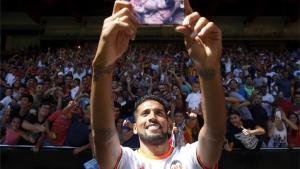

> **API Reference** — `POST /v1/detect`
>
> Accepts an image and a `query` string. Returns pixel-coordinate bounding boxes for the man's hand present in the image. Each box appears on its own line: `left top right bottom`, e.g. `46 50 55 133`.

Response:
31 146 40 153
73 147 82 155
175 0 222 76
34 124 46 132
93 1 138 71
186 111 197 119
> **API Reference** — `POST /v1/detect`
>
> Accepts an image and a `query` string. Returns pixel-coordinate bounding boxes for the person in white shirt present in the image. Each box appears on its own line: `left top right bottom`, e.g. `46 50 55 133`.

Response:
70 78 80 99
0 88 13 111
260 85 275 118
64 62 74 75
5 67 17 87
90 1 226 169
225 58 232 74
186 83 201 112
73 65 87 82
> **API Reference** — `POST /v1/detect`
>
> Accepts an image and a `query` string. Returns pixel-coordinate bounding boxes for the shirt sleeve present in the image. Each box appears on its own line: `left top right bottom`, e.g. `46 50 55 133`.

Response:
183 142 219 169
186 94 190 102
47 111 61 122
117 146 136 169
179 142 202 168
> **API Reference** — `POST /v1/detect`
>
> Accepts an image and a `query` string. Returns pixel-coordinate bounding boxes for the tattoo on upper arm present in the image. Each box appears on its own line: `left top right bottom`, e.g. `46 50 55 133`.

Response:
92 64 114 81
197 69 216 80
93 128 117 143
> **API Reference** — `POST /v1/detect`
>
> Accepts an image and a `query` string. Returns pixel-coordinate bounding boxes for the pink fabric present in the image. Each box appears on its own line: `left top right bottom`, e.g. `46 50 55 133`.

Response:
3 128 22 145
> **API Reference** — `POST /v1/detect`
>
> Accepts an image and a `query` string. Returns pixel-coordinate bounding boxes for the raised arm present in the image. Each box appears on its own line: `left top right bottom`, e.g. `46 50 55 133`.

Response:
176 0 226 167
90 1 137 168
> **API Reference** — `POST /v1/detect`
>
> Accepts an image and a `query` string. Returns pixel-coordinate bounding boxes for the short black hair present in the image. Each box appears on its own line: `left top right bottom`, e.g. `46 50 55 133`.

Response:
114 101 121 109
74 78 81 84
40 99 51 107
229 110 240 117
21 94 34 104
134 95 169 114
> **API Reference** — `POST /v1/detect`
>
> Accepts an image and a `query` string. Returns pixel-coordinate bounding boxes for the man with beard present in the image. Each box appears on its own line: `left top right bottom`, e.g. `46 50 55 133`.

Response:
90 0 226 168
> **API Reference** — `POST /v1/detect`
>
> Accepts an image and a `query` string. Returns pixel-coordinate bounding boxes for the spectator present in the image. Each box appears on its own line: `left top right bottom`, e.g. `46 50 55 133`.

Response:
287 112 300 147
10 94 33 122
185 83 201 113
290 91 300 118
249 93 268 137
70 78 81 99
267 108 294 148
5 67 17 87
35 100 75 149
0 116 35 145
171 110 198 148
21 102 51 145
253 71 267 88
0 106 12 138
261 85 275 118
31 83 45 109
228 79 253 120
243 76 255 99
65 103 91 155
225 111 265 151
276 70 293 100
0 87 13 112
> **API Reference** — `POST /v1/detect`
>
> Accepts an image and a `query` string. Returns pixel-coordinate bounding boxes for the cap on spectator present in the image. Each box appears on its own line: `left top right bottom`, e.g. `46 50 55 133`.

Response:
57 72 64 76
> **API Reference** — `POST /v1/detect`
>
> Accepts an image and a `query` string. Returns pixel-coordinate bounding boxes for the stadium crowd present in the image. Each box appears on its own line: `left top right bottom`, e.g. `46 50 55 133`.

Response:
0 43 300 155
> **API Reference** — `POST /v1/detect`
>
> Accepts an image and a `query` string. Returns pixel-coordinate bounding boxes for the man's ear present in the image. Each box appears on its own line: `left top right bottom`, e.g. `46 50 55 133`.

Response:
133 123 137 134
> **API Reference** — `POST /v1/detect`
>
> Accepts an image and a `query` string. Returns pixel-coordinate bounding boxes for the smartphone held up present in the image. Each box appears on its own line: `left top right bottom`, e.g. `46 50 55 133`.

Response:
126 0 185 26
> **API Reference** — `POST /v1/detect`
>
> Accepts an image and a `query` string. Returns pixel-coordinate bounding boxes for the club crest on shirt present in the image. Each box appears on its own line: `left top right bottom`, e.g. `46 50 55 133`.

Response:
170 160 183 169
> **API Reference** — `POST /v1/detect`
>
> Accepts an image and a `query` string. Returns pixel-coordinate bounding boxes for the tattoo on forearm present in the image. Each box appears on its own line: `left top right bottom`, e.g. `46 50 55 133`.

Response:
93 128 117 143
197 69 216 80
92 64 114 81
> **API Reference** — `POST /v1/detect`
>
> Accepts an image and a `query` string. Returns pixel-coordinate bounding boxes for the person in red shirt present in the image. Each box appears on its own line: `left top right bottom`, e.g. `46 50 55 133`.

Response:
275 92 293 115
32 100 78 151
287 112 300 147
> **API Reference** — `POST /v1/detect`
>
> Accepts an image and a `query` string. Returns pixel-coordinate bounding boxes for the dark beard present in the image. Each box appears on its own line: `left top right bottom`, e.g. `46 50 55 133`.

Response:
138 131 169 146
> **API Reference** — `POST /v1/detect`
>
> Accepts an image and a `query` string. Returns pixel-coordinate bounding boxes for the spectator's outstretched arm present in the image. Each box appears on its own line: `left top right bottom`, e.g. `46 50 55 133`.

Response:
176 0 226 168
32 133 46 152
91 1 137 168
147 75 153 95
73 143 91 155
126 77 136 100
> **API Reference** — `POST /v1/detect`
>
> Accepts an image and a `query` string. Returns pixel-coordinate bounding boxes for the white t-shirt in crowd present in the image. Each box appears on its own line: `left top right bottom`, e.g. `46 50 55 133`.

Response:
73 70 86 81
268 124 288 148
186 92 201 110
71 86 80 99
64 66 74 75
225 60 232 73
0 96 12 108
5 73 16 87
117 142 207 169
233 68 242 78
151 63 159 73
262 93 275 117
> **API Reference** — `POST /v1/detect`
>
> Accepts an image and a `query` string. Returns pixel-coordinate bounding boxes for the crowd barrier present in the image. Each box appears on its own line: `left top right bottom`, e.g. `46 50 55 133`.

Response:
1 145 300 169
